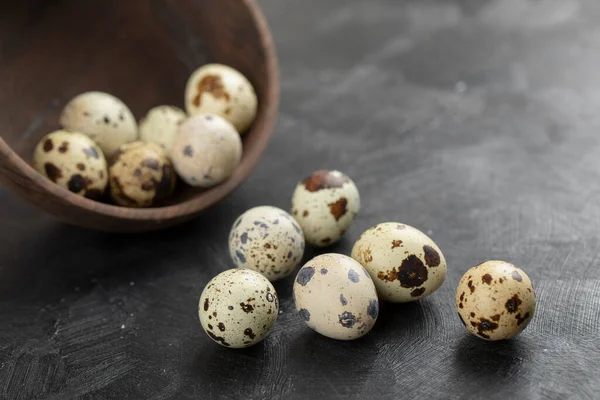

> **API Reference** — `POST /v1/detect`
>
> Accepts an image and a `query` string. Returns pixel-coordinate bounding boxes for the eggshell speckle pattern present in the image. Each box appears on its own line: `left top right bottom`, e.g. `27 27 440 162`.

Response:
199 269 279 348
291 170 360 247
185 64 257 134
59 91 138 157
351 222 447 303
109 141 176 207
32 130 108 199
293 253 379 340
229 206 305 281
170 115 242 188
456 260 536 341
139 105 187 150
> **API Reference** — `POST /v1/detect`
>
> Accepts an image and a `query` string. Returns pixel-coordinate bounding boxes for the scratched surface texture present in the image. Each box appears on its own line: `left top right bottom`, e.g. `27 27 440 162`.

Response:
1 0 600 399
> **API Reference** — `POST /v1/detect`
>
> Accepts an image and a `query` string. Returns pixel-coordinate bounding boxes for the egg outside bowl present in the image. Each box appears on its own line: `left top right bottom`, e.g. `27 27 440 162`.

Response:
0 0 279 232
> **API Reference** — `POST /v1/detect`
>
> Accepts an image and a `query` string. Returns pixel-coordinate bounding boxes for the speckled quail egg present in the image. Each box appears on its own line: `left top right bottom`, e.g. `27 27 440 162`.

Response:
229 206 305 281
291 170 360 247
184 64 257 134
139 105 187 150
456 260 536 341
170 114 242 188
109 141 176 207
351 222 447 303
59 91 138 157
293 253 379 340
32 130 108 199
199 269 279 348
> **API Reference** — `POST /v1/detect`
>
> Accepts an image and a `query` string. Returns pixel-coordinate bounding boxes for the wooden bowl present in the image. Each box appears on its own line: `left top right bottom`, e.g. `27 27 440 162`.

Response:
0 0 278 232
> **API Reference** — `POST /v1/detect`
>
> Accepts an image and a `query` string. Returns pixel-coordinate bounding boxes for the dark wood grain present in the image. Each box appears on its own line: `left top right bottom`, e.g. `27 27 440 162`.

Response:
1 0 600 399
0 0 279 232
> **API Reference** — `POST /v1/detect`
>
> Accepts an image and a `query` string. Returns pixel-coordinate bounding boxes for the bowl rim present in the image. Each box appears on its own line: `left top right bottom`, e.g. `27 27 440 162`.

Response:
0 0 279 223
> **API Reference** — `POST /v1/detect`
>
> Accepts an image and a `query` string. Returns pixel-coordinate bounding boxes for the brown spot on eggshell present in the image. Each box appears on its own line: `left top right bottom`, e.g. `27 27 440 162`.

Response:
203 298 209 311
516 312 530 326
505 294 522 314
321 237 332 244
460 292 465 302
301 170 350 192
67 174 87 193
482 274 493 285
76 163 86 171
240 302 254 313
470 312 475 317
328 197 348 221
363 248 373 263
411 287 425 297
491 314 501 322
377 255 428 288
58 141 69 153
458 303 463 308
244 328 256 339
43 139 53 152
44 163 62 182
192 74 230 107
473 318 498 339
391 240 403 249
206 330 230 346
183 145 194 157
423 245 441 267
303 210 309 217
468 280 475 293
218 322 225 332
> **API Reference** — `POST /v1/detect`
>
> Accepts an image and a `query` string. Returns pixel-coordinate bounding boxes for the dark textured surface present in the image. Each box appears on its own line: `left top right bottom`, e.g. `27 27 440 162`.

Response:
1 0 600 398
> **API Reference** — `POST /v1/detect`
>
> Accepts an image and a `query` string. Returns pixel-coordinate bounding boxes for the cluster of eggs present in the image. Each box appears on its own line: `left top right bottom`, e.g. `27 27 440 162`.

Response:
31 64 257 207
198 169 537 348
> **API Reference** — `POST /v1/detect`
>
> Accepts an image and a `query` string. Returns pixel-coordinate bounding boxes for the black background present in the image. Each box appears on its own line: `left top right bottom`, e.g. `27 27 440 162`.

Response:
1 0 600 399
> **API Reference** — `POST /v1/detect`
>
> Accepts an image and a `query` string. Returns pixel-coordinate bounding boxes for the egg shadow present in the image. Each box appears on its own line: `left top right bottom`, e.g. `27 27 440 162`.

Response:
285 329 380 396
190 337 287 398
454 334 530 376
0 195 240 305
368 298 437 340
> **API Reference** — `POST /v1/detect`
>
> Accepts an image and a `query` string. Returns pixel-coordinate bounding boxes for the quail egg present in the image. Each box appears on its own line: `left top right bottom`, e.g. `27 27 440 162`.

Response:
456 260 536 341
139 105 187 150
229 206 305 281
32 130 108 199
291 170 360 247
293 253 379 340
184 64 257 133
109 141 176 207
170 114 242 188
59 91 138 157
199 269 279 348
351 222 447 303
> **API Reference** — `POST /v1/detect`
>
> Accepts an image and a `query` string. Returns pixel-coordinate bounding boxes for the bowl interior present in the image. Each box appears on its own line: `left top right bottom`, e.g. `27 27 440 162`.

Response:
0 0 274 207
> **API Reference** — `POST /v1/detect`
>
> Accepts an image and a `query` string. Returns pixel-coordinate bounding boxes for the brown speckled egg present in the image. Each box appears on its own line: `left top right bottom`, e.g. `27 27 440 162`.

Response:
456 260 536 341
351 222 447 303
170 114 242 188
229 206 305 281
199 269 279 348
293 254 379 340
32 130 108 199
185 64 257 134
291 170 360 247
59 91 138 157
139 105 187 151
109 141 176 207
